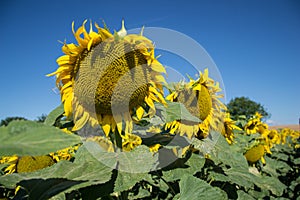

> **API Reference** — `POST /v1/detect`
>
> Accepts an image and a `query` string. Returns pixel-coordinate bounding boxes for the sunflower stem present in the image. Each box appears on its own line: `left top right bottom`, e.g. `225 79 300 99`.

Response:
115 130 123 151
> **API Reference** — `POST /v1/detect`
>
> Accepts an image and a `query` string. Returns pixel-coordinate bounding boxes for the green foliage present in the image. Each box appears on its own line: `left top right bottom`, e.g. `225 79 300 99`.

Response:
0 104 299 199
44 104 64 126
227 96 270 120
155 101 201 123
0 116 27 127
178 175 227 199
0 120 81 156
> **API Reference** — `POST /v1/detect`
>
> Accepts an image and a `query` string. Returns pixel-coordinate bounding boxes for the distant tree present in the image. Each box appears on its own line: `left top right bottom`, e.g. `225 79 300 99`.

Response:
227 96 270 120
0 117 28 126
36 114 47 123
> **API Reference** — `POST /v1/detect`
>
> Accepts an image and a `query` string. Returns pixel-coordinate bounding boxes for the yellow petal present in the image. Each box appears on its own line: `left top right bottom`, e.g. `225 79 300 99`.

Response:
192 84 202 91
56 55 73 65
145 96 154 109
154 74 166 84
102 115 112 136
136 106 144 120
87 38 94 51
151 60 166 73
60 81 72 92
74 103 84 120
64 94 73 117
72 111 89 131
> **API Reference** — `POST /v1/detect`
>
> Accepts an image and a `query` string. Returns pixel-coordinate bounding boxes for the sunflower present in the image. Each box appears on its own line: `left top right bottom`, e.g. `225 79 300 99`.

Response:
49 145 80 162
48 20 166 147
164 69 226 139
221 113 242 144
0 155 55 174
244 112 268 134
0 155 18 174
244 144 266 164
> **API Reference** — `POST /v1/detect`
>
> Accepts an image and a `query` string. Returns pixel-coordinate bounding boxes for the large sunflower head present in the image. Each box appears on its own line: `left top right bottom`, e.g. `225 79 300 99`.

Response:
48 20 166 146
164 69 226 139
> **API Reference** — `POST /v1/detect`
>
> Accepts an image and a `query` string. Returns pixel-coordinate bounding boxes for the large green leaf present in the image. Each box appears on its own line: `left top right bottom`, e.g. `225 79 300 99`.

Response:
114 171 152 193
44 104 64 126
193 131 249 170
83 141 159 173
155 101 201 123
0 121 81 156
178 175 227 200
0 143 113 198
262 156 291 177
253 175 286 196
224 169 255 188
163 153 205 182
17 178 84 200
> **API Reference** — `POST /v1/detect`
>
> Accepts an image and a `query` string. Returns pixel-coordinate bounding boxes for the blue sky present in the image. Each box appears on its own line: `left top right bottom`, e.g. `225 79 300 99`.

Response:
0 0 299 125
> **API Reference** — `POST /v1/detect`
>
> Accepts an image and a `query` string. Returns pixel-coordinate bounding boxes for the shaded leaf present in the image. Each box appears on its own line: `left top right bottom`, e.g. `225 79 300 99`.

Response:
18 178 83 200
128 188 151 199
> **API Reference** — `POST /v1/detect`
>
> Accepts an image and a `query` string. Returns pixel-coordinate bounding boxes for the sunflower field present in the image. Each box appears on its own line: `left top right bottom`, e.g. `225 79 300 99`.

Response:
0 21 299 200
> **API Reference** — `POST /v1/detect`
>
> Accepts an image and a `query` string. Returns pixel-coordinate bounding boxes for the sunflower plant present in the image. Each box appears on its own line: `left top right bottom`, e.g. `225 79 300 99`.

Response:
0 20 299 199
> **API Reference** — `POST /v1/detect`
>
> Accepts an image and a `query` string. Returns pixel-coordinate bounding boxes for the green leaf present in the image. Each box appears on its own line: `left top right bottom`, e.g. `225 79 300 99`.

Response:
18 178 84 200
263 156 291 177
83 142 159 173
0 121 81 156
0 143 113 197
293 157 300 165
208 171 229 183
224 169 255 188
44 104 64 126
193 131 249 171
253 175 286 196
114 171 151 193
163 153 205 182
128 188 151 199
155 101 201 123
179 175 227 200
247 188 269 199
49 193 66 200
237 190 255 200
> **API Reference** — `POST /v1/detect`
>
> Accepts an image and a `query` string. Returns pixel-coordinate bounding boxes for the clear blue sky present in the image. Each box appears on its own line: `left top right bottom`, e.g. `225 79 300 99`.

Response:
0 0 299 125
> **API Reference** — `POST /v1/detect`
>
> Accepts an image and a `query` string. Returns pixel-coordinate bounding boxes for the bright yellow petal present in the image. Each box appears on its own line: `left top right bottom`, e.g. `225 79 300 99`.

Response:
151 60 166 73
64 95 73 117
102 115 112 136
136 106 144 120
72 111 89 131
